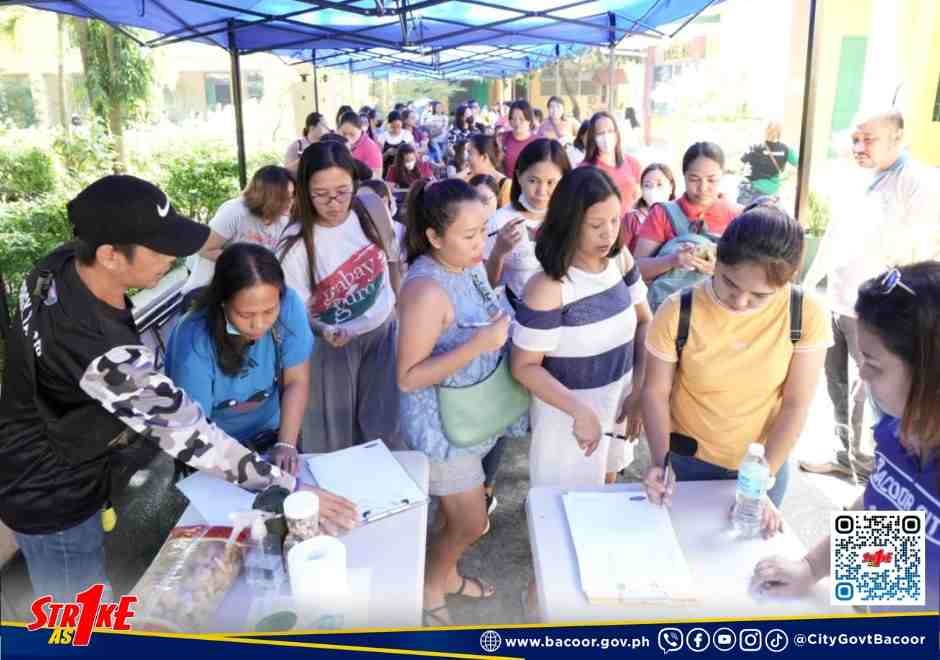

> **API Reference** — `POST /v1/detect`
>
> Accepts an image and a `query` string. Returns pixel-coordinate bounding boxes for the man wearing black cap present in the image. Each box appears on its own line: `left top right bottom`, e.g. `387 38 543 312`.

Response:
0 176 356 602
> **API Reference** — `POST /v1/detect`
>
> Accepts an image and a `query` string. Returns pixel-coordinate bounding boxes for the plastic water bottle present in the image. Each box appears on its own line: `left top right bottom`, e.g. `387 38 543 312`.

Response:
731 443 770 538
245 517 286 596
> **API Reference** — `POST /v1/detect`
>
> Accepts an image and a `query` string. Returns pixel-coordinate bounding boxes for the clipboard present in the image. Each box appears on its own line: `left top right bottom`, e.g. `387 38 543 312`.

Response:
562 491 697 605
306 440 428 524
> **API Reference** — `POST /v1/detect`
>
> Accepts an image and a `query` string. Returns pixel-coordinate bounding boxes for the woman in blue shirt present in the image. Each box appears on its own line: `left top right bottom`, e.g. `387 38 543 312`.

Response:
166 243 315 476
754 262 939 613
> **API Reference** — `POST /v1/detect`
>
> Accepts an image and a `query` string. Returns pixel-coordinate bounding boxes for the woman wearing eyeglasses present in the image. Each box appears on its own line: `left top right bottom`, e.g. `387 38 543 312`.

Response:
754 262 939 614
279 141 403 452
643 205 832 523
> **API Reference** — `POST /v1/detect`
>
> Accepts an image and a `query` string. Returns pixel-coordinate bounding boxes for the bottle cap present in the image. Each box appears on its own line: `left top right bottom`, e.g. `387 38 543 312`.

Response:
251 517 267 541
283 490 319 520
748 443 765 457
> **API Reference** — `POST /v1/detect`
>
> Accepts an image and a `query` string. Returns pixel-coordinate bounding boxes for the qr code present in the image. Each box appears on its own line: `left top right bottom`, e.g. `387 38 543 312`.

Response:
831 511 925 606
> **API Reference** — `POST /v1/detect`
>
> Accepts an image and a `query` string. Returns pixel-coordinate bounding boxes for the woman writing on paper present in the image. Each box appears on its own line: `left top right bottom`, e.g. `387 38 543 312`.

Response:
754 262 939 614
165 243 357 533
397 179 528 626
642 204 832 521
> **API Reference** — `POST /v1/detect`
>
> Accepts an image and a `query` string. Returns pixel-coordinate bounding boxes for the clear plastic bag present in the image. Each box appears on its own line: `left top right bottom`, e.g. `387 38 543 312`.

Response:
133 525 249 632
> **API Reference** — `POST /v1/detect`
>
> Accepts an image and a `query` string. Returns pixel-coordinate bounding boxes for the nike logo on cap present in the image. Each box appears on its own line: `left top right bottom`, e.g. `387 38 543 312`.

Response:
157 197 171 218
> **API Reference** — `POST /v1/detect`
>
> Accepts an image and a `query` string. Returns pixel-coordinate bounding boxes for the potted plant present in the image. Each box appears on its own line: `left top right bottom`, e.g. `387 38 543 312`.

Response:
800 191 830 281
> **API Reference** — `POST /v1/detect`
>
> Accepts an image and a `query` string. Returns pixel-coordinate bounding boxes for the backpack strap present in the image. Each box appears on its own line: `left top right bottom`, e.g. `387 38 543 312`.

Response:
356 188 397 261
661 200 693 237
789 285 804 345
675 288 694 359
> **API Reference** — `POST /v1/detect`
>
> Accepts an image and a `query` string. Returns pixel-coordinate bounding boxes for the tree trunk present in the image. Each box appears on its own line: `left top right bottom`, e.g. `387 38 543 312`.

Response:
559 60 582 121
57 14 68 131
103 28 126 172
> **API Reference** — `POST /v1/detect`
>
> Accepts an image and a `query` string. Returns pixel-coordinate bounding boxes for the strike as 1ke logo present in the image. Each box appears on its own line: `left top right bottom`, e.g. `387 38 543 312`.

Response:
26 583 137 646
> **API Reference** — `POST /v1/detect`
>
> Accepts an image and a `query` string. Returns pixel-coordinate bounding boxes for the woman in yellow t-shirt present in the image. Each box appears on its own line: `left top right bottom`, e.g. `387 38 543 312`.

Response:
642 203 833 516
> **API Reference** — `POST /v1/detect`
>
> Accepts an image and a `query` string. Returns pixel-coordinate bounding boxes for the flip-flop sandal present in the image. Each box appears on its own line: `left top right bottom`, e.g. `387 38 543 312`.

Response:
422 604 450 627
447 575 496 600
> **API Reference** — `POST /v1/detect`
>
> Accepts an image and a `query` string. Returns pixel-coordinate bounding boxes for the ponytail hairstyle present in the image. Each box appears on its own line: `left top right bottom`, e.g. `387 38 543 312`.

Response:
716 203 804 287
280 141 386 290
468 133 505 174
405 178 479 265
196 243 286 376
302 112 325 138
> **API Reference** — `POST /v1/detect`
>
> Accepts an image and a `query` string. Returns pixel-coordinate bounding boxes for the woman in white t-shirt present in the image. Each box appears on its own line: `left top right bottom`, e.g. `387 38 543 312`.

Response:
279 141 403 453
377 110 414 151
183 165 295 296
484 138 571 309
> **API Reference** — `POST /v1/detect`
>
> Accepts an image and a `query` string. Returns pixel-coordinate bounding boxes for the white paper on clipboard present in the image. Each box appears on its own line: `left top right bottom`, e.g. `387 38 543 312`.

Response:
562 491 696 603
306 440 428 524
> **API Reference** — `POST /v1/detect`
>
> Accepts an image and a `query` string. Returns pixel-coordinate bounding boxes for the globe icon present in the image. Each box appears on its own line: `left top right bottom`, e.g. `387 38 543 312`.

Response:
480 630 502 653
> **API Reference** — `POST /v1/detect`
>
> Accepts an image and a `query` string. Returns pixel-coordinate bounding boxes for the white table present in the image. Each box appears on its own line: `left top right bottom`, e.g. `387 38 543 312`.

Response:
527 481 846 623
176 451 429 630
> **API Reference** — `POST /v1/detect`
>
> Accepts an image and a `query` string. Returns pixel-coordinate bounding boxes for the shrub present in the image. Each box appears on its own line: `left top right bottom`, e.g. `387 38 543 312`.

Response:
0 146 56 201
160 148 240 222
0 191 73 296
52 120 117 188
807 191 831 237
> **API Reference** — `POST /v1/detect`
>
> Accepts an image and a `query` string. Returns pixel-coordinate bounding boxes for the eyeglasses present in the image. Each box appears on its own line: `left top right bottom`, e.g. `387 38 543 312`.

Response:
879 267 916 296
310 189 353 205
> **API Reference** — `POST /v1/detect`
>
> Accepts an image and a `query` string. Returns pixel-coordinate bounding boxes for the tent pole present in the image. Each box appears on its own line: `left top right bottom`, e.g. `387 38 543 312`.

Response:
349 60 354 102
607 13 617 114
312 49 320 113
555 44 561 98
228 23 247 189
795 0 819 224
607 44 615 113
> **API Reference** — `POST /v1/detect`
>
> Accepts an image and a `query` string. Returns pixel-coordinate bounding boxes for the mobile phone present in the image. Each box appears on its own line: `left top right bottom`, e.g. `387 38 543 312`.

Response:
693 244 716 262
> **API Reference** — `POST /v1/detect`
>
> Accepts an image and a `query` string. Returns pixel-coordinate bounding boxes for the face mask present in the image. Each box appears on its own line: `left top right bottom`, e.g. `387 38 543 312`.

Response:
518 193 548 219
595 133 616 154
642 187 670 207
225 316 242 336
404 160 417 171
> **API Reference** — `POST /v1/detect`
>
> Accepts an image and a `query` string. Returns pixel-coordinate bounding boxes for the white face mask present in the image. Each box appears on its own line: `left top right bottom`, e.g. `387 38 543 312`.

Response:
518 193 548 219
642 187 670 207
595 133 617 154
404 160 417 171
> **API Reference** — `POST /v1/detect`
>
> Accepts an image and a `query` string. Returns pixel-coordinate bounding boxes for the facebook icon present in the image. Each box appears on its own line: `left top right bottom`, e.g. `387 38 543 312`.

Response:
685 628 711 652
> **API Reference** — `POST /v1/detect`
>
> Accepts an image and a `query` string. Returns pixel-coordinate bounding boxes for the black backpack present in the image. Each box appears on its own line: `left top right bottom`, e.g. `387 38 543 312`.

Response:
675 285 804 358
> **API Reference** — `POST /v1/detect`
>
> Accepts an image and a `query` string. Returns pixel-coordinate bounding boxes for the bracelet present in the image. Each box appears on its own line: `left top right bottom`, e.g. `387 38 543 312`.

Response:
274 442 298 452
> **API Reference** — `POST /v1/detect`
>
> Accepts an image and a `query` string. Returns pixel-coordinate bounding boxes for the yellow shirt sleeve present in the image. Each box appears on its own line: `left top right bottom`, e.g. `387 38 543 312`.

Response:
645 292 681 363
794 290 834 353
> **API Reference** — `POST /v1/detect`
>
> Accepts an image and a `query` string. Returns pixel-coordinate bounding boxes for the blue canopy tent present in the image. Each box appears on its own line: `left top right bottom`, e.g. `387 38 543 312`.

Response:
7 0 832 223
4 0 727 184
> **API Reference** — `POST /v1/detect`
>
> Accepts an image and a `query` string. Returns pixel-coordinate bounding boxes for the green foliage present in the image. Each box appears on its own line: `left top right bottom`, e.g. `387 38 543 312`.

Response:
0 78 36 128
392 78 463 106
51 120 117 188
807 191 831 237
160 148 240 222
0 147 55 201
76 19 153 127
0 190 73 295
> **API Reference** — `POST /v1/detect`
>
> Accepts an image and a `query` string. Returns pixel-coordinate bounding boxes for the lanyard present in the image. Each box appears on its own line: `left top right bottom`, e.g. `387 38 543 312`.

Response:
867 153 907 194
